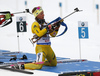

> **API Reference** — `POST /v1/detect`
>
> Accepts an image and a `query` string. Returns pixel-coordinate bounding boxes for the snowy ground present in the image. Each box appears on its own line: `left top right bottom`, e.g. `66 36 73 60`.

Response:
0 0 100 76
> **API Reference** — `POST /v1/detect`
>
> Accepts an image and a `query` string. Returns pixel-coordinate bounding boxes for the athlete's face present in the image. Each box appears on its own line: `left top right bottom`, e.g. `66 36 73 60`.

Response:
37 11 44 20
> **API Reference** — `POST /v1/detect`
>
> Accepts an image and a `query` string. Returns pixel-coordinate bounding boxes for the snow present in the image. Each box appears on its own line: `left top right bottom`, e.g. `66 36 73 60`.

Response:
0 0 100 76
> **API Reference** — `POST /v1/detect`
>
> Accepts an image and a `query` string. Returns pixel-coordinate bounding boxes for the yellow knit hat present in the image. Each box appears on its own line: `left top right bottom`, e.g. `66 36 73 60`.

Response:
33 6 43 17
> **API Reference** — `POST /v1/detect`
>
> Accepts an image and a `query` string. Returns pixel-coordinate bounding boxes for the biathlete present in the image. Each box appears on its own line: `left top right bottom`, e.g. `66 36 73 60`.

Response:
12 6 63 70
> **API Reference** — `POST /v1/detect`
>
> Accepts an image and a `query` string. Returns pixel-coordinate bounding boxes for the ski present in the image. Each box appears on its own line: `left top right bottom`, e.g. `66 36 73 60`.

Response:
0 54 27 61
1 51 21 54
35 59 87 64
0 60 33 67
57 59 87 63
0 59 87 66
58 70 100 76
0 66 33 74
0 61 3 64
0 61 34 74
0 54 16 57
0 59 87 75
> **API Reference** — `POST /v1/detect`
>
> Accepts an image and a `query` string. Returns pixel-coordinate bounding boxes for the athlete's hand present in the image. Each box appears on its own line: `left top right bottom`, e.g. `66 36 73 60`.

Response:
5 13 11 20
53 22 61 31
53 21 61 27
54 25 60 31
46 24 54 31
48 25 52 30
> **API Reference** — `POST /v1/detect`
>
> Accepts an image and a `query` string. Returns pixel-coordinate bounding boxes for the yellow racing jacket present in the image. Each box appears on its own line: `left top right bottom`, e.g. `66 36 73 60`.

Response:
31 21 58 45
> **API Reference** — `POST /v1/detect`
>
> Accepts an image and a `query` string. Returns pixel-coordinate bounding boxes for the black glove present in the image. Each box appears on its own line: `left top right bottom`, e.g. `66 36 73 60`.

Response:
56 21 61 27
53 22 61 31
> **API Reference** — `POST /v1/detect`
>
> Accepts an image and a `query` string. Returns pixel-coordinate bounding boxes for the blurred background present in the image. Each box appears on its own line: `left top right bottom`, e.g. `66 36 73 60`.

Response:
0 0 100 62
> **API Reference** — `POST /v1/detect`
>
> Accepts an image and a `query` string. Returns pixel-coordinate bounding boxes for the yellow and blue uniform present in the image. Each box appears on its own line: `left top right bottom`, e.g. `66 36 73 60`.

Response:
24 21 58 70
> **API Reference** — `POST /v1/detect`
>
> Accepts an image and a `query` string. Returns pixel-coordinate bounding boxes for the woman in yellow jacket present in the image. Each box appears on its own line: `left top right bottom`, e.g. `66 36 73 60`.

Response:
12 6 60 70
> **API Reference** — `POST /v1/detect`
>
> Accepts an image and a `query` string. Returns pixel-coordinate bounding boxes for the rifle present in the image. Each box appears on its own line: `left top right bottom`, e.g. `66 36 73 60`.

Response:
29 8 83 45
